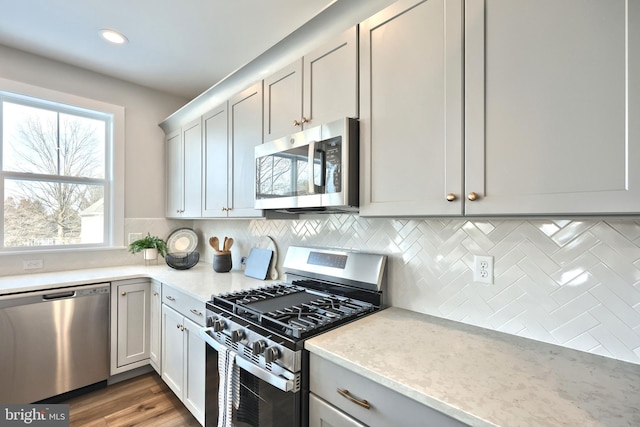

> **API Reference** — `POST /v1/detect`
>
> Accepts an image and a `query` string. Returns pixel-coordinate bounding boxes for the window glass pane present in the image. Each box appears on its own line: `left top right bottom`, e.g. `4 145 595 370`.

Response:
3 102 57 174
4 178 104 247
60 113 106 178
2 101 105 178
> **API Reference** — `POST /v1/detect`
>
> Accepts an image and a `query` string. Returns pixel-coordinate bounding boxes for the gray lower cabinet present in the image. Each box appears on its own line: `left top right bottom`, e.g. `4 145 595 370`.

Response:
149 279 161 373
309 353 465 427
110 279 151 375
309 394 366 427
161 284 206 425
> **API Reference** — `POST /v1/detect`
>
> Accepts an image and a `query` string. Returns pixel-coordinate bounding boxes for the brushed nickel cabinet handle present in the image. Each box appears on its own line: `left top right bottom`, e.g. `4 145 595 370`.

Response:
337 388 371 410
190 309 203 316
166 296 176 302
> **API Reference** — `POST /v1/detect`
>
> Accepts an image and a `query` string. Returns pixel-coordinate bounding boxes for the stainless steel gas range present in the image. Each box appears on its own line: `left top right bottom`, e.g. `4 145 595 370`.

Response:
199 246 387 427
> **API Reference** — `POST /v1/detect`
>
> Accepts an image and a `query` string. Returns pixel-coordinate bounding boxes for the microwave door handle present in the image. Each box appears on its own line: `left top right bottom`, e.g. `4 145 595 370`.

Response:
308 141 326 193
308 141 316 194
316 148 326 189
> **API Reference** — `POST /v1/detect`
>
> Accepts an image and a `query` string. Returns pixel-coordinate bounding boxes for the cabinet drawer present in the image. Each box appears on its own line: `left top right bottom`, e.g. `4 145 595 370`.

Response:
309 353 465 427
309 393 366 427
161 284 206 326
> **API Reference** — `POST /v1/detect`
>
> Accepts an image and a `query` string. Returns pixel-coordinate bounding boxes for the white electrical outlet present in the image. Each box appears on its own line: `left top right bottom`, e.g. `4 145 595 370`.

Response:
23 259 44 270
473 255 494 284
128 232 143 245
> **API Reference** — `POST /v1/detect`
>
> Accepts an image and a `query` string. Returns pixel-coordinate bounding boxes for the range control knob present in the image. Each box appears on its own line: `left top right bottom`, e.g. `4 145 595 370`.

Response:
231 329 245 343
264 346 280 364
251 340 267 355
212 319 226 333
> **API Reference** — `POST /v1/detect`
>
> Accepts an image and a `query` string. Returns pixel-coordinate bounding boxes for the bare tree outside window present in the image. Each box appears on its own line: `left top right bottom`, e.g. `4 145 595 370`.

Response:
2 100 108 248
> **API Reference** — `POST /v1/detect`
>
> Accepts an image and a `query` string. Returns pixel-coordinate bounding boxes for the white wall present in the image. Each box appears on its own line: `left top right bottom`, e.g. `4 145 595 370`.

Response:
195 216 640 365
0 44 189 274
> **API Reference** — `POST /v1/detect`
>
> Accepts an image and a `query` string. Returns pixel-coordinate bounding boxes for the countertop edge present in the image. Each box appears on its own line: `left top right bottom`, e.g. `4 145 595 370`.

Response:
0 263 274 302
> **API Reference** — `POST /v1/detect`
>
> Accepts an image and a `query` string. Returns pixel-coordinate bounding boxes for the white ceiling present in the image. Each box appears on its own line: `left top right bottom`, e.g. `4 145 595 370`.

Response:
0 0 335 99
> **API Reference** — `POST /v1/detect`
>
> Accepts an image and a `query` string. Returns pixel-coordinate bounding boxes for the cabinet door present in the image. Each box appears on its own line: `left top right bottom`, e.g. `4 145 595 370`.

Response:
182 317 206 425
116 281 150 367
182 118 203 217
161 304 185 398
165 129 183 217
264 59 303 141
303 27 358 127
465 0 640 215
202 103 229 217
149 280 161 373
359 0 464 217
309 394 366 427
228 82 264 218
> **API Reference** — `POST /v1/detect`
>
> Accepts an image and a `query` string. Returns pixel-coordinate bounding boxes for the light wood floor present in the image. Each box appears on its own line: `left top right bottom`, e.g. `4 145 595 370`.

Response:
62 372 200 427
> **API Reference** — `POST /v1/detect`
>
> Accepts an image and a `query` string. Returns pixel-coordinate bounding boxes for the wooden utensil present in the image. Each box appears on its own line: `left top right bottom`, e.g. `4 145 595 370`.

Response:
209 236 220 252
224 237 234 251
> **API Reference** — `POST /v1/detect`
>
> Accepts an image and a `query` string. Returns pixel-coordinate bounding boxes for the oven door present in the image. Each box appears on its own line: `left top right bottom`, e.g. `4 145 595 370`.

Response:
200 327 303 427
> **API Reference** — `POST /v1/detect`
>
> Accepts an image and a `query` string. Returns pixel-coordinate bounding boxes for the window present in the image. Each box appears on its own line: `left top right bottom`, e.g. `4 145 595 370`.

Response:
0 81 124 251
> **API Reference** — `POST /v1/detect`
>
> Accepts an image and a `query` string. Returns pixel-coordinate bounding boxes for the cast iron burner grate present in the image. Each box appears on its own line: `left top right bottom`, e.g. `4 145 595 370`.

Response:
212 283 375 339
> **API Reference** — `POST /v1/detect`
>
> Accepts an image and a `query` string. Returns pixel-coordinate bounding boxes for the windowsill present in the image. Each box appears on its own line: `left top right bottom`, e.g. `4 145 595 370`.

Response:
0 246 128 256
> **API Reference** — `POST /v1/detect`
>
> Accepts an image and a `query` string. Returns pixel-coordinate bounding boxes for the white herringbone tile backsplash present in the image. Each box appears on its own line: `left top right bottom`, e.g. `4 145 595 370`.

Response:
196 216 640 364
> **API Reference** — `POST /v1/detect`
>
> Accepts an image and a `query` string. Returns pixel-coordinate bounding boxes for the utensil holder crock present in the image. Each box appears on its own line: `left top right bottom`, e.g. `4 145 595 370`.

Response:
213 252 232 273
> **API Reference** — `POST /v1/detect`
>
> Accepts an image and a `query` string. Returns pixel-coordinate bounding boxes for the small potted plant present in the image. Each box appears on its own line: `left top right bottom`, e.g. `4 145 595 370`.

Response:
128 233 168 262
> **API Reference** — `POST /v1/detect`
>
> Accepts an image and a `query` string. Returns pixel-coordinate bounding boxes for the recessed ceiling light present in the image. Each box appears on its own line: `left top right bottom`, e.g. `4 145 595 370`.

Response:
100 29 128 45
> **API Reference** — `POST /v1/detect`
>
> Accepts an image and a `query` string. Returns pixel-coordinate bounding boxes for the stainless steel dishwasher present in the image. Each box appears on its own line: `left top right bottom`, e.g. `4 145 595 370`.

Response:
0 283 110 403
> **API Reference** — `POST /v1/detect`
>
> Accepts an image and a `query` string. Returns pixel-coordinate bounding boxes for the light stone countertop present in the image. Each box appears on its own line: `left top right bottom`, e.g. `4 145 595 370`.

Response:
0 262 273 301
305 307 640 427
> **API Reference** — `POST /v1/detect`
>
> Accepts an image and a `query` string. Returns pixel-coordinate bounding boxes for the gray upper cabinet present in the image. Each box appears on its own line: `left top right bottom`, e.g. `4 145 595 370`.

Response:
361 0 639 217
360 0 464 217
263 59 303 142
303 27 358 127
465 0 640 215
202 102 228 217
228 82 264 218
166 118 202 218
264 27 358 142
202 82 263 218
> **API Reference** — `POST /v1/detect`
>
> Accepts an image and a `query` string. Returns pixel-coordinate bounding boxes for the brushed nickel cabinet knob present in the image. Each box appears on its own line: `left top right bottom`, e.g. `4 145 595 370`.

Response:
467 192 479 201
446 193 457 202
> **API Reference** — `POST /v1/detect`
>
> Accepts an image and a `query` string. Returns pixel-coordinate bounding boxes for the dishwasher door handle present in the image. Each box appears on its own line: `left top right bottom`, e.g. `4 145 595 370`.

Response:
43 291 76 300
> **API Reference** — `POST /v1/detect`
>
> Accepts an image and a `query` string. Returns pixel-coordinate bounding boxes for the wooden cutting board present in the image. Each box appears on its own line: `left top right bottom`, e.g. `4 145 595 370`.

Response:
244 247 274 280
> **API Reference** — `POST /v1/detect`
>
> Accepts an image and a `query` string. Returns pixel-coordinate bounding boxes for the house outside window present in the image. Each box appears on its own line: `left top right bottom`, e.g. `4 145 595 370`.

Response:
0 80 124 252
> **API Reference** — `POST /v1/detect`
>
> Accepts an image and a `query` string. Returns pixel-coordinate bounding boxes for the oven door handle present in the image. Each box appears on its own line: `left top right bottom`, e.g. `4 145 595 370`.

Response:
199 327 227 353
234 355 296 393
199 327 297 393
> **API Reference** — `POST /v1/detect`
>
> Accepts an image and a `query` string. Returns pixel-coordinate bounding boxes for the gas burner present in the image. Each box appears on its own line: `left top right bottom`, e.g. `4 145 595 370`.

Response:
212 283 376 339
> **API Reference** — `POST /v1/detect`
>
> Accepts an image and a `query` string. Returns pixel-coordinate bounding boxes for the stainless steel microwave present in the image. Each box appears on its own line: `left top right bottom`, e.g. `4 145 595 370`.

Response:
255 118 359 212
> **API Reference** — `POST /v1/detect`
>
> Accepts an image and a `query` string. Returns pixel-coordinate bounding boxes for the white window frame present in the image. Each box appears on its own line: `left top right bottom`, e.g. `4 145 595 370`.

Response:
0 78 124 252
